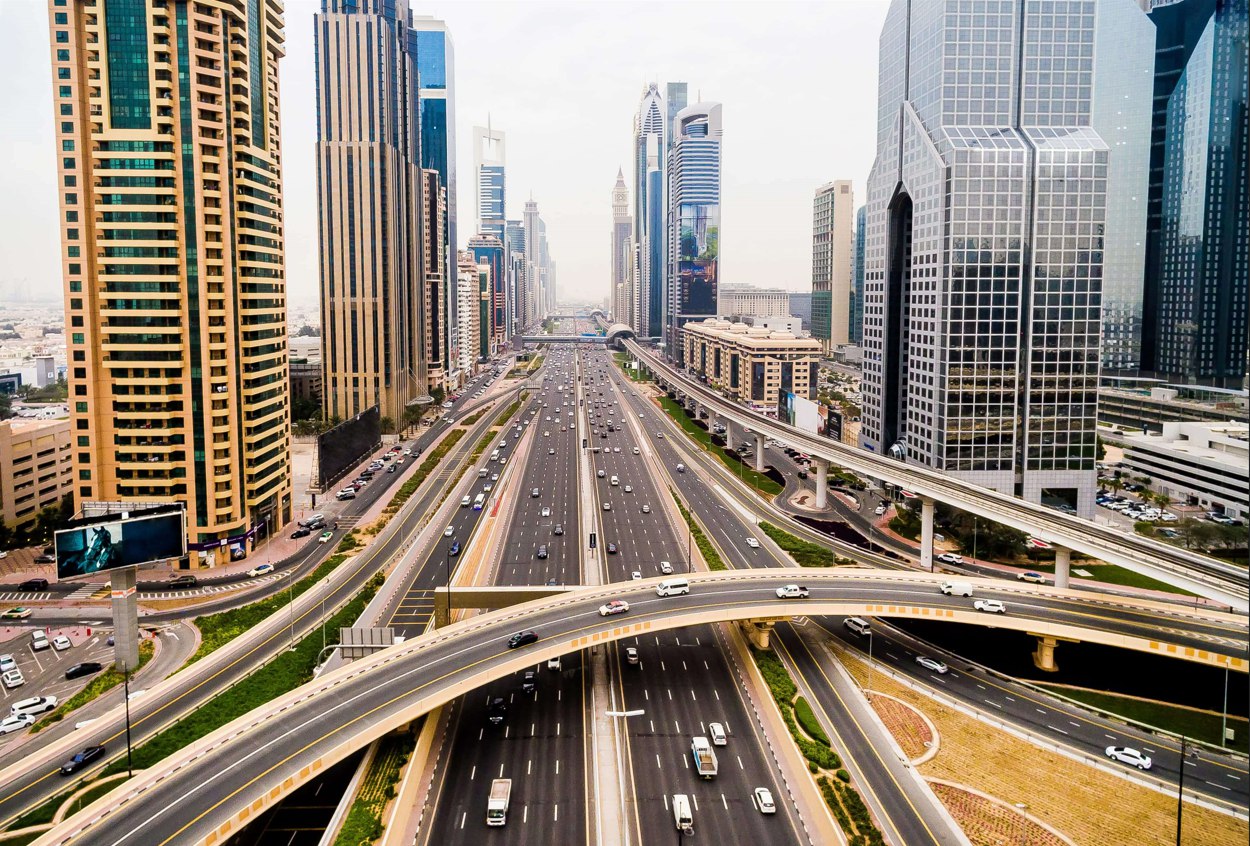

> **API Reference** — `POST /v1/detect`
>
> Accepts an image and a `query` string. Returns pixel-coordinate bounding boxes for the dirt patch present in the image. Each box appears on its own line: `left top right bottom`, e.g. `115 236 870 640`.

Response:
868 693 933 760
929 781 1069 846
836 645 1248 846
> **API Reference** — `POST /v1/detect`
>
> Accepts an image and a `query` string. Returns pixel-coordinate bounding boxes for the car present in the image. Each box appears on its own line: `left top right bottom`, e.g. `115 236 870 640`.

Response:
0 655 14 673
660 561 674 575
449 541 462 556
603 502 611 511
507 630 538 649
531 488 541 498
536 545 548 559
599 600 630 617
655 432 663 438
491 473 500 482
65 662 103 680
597 469 605 478
247 563 275 578
444 526 455 537
60 745 107 775
335 488 356 500
168 574 199 588
18 578 49 592
631 570 642 580
915 655 949 674
51 635 72 651
614 447 622 453
541 507 551 518
1105 746 1153 770
34 554 56 564
625 647 640 665
289 526 312 539
1017 571 1045 584
11 695 58 718
973 599 1006 614
745 538 760 549
521 670 537 693
553 524 564 536
754 787 777 815
775 584 810 599
623 485 632 493
318 531 334 544
2 669 24 689
2 608 32 620
937 552 964 564
547 656 563 671
0 713 35 735
606 542 618 554
632 447 640 455
641 504 651 514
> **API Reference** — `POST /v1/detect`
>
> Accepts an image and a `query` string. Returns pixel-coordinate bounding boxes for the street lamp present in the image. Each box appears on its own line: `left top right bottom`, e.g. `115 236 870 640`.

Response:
122 661 134 778
1176 736 1199 845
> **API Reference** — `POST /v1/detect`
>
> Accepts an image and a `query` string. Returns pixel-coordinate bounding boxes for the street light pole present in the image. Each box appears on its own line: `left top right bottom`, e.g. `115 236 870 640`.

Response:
1221 658 1230 748
122 662 133 778
1176 735 1195 846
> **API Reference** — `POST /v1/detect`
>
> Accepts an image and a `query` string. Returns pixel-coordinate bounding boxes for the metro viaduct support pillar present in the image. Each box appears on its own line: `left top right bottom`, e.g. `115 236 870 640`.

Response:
754 433 766 472
1030 633 1078 672
920 496 936 572
739 619 778 650
1053 545 1071 590
814 459 829 509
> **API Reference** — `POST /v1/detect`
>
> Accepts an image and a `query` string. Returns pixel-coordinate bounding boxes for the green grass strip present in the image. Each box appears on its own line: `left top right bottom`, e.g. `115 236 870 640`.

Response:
759 521 851 567
794 696 831 745
750 647 840 771
388 429 466 513
670 490 726 571
656 396 783 495
332 729 418 846
32 640 155 732
458 409 486 426
102 573 385 778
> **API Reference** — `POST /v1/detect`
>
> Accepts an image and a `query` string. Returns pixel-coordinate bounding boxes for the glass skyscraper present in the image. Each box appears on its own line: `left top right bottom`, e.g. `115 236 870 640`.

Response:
862 0 1108 517
667 103 723 355
851 205 866 347
1143 0 1248 387
474 126 507 242
633 84 666 337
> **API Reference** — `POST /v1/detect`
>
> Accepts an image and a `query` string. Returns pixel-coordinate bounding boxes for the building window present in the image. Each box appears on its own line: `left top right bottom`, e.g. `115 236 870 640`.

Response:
55 31 68 43
62 140 74 151
79 470 91 481
77 436 89 447
57 49 69 61
67 246 79 257
75 402 87 413
72 333 84 344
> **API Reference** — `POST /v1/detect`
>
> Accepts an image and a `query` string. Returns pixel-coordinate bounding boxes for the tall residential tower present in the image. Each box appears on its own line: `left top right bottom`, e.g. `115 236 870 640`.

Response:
47 0 291 563
811 181 854 353
611 169 632 324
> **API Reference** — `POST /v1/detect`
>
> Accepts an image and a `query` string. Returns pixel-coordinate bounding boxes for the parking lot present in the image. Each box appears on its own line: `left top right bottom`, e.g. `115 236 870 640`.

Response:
0 626 114 749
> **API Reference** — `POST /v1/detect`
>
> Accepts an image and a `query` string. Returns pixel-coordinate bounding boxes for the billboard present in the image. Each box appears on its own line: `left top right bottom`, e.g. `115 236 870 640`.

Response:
56 508 187 580
315 405 382 491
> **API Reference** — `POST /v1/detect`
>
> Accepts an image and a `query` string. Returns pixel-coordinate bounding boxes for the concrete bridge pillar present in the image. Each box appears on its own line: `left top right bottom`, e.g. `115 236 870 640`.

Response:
919 496 936 571
754 433 766 472
814 459 829 509
1053 545 1071 589
1031 634 1077 672
739 619 776 650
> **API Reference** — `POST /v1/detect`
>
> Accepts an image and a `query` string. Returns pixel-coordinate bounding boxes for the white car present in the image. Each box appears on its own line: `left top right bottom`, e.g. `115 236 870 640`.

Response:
973 599 1006 614
745 537 760 549
775 584 810 599
641 504 651 514
873 503 888 516
51 635 72 651
541 507 551 518
753 787 776 815
0 713 34 736
623 485 632 493
444 526 454 537
0 655 15 673
915 655 949 674
247 563 275 578
2 669 24 689
598 600 630 617
631 571 642 580
1105 746 1152 770
936 552 963 564
660 561 674 575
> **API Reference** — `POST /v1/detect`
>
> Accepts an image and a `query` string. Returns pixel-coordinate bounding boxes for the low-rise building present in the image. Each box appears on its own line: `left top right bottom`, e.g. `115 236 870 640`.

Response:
1120 422 1249 519
290 360 323 405
0 417 73 533
1098 380 1247 434
717 286 793 319
682 318 822 406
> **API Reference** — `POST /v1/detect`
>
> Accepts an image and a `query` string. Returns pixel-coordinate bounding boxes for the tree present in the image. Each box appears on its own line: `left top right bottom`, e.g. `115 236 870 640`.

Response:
1107 477 1124 496
380 416 396 435
0 392 11 420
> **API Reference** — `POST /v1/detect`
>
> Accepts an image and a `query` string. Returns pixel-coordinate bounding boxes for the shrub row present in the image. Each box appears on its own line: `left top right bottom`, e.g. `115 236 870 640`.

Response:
750 648 841 771
758 521 838 568
333 727 417 846
669 490 727 571
656 396 783 496
794 696 830 745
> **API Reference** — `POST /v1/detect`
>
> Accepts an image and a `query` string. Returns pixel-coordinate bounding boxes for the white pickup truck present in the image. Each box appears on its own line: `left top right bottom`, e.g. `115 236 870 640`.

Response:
691 736 718 778
775 584 810 599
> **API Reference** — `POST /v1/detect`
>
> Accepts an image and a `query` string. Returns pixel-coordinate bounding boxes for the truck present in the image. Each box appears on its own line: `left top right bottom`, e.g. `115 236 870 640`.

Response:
775 584 810 599
691 736 718 778
672 793 693 833
486 778 511 827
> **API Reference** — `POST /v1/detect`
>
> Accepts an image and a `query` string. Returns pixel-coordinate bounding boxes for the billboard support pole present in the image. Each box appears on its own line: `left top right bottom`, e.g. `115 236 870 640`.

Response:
110 567 140 671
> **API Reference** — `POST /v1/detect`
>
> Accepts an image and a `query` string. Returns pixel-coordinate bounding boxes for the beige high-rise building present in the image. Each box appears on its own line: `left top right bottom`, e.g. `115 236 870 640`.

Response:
316 0 429 423
0 418 73 535
47 0 292 565
811 180 854 352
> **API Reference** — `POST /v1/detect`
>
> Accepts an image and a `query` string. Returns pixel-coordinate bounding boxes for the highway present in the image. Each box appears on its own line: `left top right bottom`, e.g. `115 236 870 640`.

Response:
0 374 521 829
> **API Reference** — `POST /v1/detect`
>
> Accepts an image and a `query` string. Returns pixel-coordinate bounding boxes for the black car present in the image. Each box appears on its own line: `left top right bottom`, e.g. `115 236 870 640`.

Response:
553 525 564 536
521 671 536 693
19 578 49 592
65 662 103 680
507 630 538 649
606 543 618 554
59 745 106 775
168 574 198 588
291 527 311 539
33 554 56 564
487 697 507 725
536 545 548 559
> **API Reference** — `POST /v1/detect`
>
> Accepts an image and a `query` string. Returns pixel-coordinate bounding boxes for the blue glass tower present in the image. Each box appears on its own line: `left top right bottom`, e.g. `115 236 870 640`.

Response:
851 205 865 347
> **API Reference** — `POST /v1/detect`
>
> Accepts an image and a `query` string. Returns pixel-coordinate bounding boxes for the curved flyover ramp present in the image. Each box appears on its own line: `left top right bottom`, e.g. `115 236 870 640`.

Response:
35 570 1247 846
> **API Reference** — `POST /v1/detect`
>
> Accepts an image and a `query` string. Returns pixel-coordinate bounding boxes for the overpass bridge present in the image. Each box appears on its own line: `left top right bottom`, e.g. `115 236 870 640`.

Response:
622 339 1250 611
521 334 606 344
35 570 1247 845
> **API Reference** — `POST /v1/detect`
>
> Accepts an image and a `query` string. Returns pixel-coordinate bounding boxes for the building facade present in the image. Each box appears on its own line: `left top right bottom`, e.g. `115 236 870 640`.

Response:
788 292 812 331
1120 421 1249 519
850 205 866 346
862 0 1108 517
811 181 855 352
504 219 526 338
468 235 505 355
48 0 292 562
421 169 448 389
682 319 821 406
0 418 73 534
633 84 666 337
473 124 506 242
611 169 632 325
718 286 792 319
1142 0 1248 387
316 0 430 423
667 102 723 356
456 251 479 375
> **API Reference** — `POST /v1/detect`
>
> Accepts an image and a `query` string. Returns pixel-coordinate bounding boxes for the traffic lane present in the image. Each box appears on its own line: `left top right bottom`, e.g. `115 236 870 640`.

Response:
773 624 951 846
817 617 1250 804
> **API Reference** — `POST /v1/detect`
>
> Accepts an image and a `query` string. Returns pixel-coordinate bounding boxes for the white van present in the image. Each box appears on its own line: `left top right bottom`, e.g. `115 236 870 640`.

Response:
460 495 472 507
478 468 488 478
610 475 619 486
490 450 500 462
30 631 50 652
940 580 974 597
473 493 486 510
843 617 872 636
655 578 690 597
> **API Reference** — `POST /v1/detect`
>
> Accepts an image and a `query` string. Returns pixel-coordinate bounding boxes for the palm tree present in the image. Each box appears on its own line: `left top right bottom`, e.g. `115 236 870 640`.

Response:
1107 477 1123 496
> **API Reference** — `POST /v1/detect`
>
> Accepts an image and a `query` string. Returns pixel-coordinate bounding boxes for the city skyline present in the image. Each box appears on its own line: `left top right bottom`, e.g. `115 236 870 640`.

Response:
0 0 889 306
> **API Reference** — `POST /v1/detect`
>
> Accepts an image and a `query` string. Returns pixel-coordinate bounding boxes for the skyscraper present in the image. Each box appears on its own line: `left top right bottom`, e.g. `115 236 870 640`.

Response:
850 205 866 347
48 0 291 563
421 170 447 390
667 102 723 355
316 0 429 422
611 169 632 323
408 16 458 390
504 219 526 338
523 199 541 329
469 235 505 354
1142 0 1248 386
862 0 1108 516
811 181 854 353
474 125 507 242
456 251 479 375
633 84 666 336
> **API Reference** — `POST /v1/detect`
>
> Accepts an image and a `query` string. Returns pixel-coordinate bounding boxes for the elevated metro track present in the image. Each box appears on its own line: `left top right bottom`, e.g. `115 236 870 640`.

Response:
622 339 1249 611
36 571 1247 846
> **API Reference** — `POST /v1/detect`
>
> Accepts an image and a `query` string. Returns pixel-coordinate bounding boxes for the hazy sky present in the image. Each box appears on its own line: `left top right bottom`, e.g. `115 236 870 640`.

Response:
0 0 888 308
